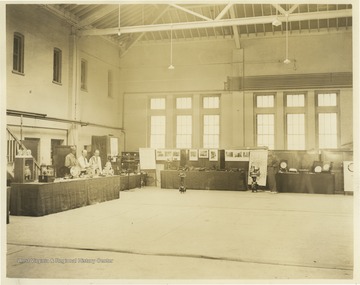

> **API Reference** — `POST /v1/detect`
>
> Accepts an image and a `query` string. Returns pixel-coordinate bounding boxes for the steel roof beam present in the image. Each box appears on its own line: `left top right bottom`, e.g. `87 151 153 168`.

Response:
215 3 233 20
170 4 212 21
78 9 352 36
229 6 240 48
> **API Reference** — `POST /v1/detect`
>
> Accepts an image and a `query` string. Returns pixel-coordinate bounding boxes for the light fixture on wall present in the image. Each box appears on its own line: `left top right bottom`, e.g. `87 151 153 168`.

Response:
168 26 175 70
283 13 291 64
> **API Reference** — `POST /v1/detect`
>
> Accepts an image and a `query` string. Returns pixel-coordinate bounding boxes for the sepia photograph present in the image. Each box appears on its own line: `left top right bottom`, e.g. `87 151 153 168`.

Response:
198 149 209 158
209 149 218 161
1 0 359 284
189 149 198 161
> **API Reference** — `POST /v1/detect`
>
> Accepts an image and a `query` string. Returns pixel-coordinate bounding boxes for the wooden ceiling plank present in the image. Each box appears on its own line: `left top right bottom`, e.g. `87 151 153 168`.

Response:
121 5 169 57
78 5 116 27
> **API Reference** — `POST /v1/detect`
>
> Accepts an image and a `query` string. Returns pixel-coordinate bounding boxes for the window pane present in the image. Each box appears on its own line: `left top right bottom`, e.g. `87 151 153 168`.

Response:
176 115 192 148
150 116 165 148
13 33 24 73
318 113 337 148
257 95 274 108
203 96 220 109
203 115 219 148
176 97 192 109
257 114 274 149
287 114 305 150
81 59 88 91
318 93 337 106
150 98 165 109
287 94 305 107
53 48 62 83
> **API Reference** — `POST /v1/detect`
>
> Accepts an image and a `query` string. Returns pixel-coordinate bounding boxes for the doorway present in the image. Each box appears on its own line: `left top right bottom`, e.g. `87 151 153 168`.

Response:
51 139 64 165
23 137 40 162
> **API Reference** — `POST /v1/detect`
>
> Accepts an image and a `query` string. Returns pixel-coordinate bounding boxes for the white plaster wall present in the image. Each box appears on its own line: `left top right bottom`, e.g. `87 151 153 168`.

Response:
120 31 353 151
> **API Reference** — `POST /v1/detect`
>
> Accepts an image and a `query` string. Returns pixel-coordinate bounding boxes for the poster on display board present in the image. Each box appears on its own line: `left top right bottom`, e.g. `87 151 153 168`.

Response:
155 149 180 161
139 148 156 169
248 149 268 186
225 149 250 161
189 149 198 161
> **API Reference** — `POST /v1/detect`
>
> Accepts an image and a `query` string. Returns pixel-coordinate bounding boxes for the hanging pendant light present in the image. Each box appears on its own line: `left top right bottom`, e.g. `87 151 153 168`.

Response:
272 7 282 27
284 13 291 64
117 4 121 36
168 27 175 70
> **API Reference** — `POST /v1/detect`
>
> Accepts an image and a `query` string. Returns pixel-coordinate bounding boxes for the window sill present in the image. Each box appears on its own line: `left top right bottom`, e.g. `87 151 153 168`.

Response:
12 70 25 76
52 81 62 86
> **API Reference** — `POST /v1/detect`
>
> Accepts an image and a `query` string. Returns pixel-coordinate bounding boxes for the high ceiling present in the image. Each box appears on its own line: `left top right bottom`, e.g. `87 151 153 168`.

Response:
41 3 352 55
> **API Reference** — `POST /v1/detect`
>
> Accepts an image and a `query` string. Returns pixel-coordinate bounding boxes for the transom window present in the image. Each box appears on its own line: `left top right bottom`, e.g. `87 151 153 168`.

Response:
318 93 337 106
203 115 219 148
203 96 220 109
150 98 166 110
176 97 192 109
150 116 166 149
176 115 192 148
286 94 305 107
256 95 274 108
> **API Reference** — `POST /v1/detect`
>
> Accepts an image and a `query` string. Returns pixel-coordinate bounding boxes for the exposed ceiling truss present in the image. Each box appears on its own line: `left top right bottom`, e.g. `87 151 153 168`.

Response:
40 3 353 56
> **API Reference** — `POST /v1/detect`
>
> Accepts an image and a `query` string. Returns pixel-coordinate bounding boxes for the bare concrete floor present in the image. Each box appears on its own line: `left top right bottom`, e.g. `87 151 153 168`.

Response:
5 187 354 282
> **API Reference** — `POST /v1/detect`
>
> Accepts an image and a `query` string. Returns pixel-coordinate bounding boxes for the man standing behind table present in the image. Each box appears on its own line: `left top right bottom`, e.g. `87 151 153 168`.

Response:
89 149 102 175
267 151 280 193
65 145 78 171
78 149 90 173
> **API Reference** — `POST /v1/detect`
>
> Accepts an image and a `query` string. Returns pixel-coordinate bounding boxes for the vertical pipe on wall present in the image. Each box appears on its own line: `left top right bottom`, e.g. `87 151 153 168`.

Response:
242 49 245 147
68 30 79 146
20 115 23 142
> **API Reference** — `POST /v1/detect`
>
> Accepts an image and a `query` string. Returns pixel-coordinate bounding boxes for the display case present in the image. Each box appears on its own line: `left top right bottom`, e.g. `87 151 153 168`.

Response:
14 156 35 183
121 152 140 173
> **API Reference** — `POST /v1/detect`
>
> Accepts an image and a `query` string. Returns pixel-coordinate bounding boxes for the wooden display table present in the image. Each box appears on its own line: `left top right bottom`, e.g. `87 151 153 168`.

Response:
276 172 335 194
161 170 247 191
10 175 139 217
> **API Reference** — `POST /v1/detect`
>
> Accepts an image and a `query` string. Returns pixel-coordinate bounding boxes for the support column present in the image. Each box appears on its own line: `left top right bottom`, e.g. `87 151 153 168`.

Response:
67 31 80 146
231 49 245 147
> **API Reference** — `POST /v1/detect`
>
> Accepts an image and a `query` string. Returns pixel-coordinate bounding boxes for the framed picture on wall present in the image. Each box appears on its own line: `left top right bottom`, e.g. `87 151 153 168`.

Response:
164 150 173 160
172 150 180 161
209 149 218 161
189 149 198 161
225 150 234 161
199 149 209 159
156 149 165 161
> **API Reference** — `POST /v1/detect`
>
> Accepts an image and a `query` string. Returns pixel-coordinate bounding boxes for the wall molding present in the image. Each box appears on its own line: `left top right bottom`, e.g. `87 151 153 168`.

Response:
227 72 353 91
